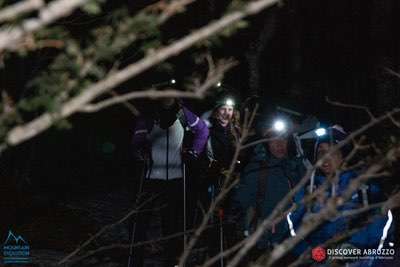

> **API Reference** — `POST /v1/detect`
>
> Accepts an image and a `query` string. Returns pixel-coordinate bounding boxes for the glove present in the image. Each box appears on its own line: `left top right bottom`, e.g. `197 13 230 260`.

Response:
182 149 199 163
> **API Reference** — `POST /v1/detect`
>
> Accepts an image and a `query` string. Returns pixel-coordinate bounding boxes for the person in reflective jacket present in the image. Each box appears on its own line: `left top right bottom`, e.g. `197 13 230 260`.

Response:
233 115 306 249
289 125 395 266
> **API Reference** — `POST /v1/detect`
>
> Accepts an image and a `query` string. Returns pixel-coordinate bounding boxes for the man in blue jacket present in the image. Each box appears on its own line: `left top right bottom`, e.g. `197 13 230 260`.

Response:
289 125 395 266
233 116 306 250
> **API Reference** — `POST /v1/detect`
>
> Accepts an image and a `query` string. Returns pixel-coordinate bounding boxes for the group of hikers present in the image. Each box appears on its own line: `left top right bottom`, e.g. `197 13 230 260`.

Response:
128 95 395 267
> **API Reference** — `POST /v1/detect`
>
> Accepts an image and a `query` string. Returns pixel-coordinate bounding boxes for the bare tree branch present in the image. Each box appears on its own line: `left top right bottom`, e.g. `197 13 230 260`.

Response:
288 220 380 267
79 89 207 113
188 58 238 93
157 0 196 24
67 223 219 266
106 90 140 116
58 194 158 265
326 96 376 120
79 58 237 113
387 112 400 128
3 0 280 151
384 67 400 80
335 201 387 220
200 240 246 267
0 0 44 23
0 0 91 52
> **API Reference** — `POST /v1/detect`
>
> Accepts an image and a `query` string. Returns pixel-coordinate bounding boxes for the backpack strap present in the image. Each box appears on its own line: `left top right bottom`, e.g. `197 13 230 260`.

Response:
256 161 268 216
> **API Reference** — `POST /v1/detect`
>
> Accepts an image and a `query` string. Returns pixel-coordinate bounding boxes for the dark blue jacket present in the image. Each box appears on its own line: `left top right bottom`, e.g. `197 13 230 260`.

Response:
232 143 306 247
289 170 395 254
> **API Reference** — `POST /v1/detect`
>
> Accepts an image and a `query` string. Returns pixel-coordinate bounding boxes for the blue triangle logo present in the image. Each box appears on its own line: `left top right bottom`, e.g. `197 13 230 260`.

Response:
4 230 27 245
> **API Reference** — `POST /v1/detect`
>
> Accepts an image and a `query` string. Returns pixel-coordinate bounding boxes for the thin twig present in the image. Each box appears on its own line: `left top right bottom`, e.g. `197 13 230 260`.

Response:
326 97 376 120
58 194 157 265
67 223 217 266
80 59 237 114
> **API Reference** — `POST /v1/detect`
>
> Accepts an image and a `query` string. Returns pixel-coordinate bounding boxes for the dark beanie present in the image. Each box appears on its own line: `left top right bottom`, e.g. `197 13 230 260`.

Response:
314 125 353 160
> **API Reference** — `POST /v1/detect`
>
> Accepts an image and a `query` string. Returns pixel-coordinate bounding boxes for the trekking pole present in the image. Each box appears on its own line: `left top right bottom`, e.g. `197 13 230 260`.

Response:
127 160 147 267
183 162 187 258
218 208 224 267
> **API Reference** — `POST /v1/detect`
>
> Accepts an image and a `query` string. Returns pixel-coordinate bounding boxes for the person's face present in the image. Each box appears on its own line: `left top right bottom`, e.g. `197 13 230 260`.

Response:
216 105 234 126
317 143 344 176
268 138 288 159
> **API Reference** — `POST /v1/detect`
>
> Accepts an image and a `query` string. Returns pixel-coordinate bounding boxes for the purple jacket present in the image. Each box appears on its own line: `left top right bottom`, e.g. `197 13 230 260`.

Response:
131 106 209 157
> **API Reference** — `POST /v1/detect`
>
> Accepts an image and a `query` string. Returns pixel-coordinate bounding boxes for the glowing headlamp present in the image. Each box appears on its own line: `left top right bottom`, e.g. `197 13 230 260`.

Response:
273 119 287 132
225 98 235 107
315 127 327 137
152 78 177 88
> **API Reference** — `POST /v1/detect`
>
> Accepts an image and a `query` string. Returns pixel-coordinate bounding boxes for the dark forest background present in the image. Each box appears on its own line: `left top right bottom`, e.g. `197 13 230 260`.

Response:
1 0 400 263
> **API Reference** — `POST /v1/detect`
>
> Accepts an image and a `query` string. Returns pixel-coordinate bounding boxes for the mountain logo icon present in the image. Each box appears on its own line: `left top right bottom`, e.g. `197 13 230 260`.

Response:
2 230 31 265
4 230 27 245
